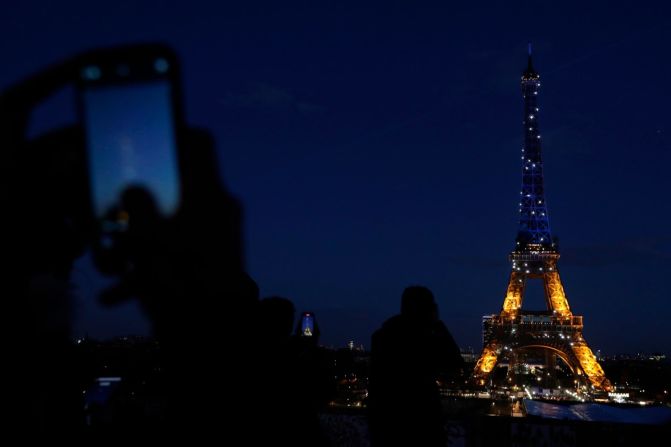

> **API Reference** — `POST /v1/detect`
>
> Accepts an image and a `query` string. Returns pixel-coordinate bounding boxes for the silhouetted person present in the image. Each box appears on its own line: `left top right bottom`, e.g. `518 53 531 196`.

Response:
1 57 90 436
0 47 255 439
368 286 464 447
291 312 335 446
258 297 296 343
97 147 255 440
254 297 299 444
254 300 333 446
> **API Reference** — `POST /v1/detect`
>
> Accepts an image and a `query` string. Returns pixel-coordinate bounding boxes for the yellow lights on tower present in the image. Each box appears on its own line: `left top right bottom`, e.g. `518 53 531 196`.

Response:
572 344 613 391
544 270 571 316
502 271 525 316
475 346 499 375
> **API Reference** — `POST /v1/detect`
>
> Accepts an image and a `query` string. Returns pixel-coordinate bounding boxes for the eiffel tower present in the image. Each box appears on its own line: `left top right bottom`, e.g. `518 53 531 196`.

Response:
473 46 612 392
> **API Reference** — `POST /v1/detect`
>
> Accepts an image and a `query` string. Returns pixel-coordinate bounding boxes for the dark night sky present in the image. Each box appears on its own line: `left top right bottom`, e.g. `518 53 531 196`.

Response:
3 1 670 354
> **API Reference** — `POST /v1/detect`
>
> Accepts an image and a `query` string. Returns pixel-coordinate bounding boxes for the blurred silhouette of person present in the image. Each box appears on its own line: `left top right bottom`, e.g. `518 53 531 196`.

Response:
93 124 255 438
1 57 90 435
258 297 296 345
254 299 332 446
0 46 256 439
368 286 464 447
291 311 335 446
254 297 298 444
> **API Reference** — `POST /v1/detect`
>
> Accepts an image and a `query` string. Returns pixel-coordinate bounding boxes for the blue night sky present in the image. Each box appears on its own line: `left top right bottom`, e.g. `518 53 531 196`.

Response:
2 1 670 354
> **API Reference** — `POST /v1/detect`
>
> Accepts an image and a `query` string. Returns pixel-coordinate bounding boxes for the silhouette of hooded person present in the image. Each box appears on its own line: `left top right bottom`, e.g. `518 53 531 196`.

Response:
254 300 332 447
368 286 463 447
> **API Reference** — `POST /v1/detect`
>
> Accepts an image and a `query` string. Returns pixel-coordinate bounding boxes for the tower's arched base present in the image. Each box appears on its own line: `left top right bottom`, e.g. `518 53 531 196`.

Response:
473 315 612 392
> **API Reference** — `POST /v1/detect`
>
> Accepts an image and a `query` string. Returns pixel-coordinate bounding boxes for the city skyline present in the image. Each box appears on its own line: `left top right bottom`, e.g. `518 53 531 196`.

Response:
3 2 669 354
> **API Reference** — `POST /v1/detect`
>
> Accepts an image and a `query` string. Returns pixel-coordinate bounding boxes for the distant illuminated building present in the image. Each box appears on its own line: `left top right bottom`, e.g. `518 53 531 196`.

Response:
482 315 494 346
461 347 478 363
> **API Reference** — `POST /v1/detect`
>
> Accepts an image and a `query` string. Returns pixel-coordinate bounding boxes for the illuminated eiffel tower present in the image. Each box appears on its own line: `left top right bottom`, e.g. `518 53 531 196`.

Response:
473 46 612 392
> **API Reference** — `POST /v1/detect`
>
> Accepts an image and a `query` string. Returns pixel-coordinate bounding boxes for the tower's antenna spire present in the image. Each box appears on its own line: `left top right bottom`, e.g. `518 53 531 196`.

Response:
527 42 535 73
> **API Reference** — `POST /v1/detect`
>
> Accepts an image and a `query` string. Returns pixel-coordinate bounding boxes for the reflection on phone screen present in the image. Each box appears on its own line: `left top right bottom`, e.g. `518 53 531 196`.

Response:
83 81 180 218
301 314 314 337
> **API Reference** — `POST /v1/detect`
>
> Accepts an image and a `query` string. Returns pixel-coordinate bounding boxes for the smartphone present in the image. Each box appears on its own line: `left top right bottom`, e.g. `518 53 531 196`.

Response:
77 45 184 233
300 312 315 337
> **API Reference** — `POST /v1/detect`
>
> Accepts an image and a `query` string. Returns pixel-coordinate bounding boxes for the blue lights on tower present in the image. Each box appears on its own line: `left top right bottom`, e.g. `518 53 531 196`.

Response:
516 45 554 251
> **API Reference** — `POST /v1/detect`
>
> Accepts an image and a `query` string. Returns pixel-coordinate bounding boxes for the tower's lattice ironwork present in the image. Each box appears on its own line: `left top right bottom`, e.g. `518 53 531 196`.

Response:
473 46 612 392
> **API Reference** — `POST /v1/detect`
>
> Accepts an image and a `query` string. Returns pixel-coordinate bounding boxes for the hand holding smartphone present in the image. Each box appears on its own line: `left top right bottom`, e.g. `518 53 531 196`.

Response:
77 45 184 268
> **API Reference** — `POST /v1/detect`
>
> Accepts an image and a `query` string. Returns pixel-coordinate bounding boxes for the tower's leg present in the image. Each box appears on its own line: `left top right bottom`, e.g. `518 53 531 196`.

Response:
473 343 499 386
502 271 526 316
543 270 571 316
571 342 612 391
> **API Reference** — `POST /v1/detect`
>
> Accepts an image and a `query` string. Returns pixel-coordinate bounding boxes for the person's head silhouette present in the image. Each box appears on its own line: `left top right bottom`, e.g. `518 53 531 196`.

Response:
400 285 438 323
259 296 295 341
